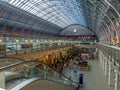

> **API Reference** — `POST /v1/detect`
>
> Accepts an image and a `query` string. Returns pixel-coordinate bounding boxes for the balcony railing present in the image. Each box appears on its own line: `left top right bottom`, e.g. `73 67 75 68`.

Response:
97 43 120 74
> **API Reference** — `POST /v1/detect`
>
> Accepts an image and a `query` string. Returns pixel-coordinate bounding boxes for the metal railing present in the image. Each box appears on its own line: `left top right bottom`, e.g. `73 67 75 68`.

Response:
97 43 120 74
0 60 79 89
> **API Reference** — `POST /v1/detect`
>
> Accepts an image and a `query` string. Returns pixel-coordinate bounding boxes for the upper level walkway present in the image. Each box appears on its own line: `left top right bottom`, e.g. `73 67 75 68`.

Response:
0 45 72 60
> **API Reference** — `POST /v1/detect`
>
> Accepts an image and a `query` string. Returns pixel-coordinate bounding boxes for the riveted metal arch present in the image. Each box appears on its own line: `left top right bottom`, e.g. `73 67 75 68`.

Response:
0 2 62 31
58 24 94 34
104 0 120 17
19 17 33 37
80 0 117 39
0 8 15 36
97 8 117 33
10 14 25 36
88 0 119 37
100 24 112 42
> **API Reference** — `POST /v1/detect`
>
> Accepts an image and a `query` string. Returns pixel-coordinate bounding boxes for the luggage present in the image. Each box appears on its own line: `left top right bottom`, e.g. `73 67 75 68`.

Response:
79 74 83 86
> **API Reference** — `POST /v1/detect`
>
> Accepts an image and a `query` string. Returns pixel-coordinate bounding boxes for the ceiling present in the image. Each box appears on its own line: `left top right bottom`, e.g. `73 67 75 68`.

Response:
0 0 120 41
60 24 94 36
2 0 86 28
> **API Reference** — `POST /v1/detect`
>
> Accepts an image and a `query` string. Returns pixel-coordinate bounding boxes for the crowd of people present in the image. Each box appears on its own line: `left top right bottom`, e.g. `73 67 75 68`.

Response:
49 49 96 88
50 54 84 89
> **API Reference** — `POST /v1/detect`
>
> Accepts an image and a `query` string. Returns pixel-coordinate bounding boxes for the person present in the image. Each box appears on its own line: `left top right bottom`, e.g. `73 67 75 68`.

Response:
68 74 72 80
69 62 72 69
80 55 83 61
64 63 67 68
92 54 94 59
61 67 63 74
55 64 57 69
73 63 78 76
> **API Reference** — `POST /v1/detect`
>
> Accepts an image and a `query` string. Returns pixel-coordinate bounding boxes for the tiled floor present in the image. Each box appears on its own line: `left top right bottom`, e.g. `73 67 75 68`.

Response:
64 60 114 90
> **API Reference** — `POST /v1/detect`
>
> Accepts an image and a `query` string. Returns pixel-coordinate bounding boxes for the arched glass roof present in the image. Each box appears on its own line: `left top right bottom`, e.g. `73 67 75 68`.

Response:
60 24 94 35
1 0 120 42
2 0 86 28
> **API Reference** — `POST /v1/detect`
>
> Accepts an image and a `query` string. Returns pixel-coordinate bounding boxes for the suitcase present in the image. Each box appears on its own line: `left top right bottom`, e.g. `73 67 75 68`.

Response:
79 74 83 86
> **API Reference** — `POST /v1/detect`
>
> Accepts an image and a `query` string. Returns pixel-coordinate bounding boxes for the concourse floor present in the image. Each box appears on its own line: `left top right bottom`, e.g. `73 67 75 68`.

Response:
64 60 114 90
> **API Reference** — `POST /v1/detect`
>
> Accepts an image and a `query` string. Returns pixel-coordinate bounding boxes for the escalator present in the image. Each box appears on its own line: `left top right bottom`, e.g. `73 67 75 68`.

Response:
0 60 79 90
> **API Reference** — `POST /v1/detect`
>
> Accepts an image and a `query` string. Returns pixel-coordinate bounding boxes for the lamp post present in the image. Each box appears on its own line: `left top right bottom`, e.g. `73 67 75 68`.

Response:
36 39 39 51
30 40 33 52
24 39 28 53
15 39 19 55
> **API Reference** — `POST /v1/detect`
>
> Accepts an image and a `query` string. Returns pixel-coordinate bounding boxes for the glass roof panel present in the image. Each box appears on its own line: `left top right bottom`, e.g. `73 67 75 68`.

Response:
60 25 94 35
2 0 86 28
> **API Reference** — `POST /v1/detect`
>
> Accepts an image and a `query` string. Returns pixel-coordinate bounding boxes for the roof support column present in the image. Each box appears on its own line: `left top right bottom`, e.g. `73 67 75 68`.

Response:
114 69 118 90
105 57 108 76
0 71 5 89
103 54 106 71
108 56 112 86
99 50 102 67
100 51 105 70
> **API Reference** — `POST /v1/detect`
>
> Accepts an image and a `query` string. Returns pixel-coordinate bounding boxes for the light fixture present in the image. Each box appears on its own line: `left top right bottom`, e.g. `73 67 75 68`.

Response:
74 26 77 32
118 17 120 23
0 39 2 43
25 40 28 42
36 40 39 42
16 40 19 43
74 29 77 32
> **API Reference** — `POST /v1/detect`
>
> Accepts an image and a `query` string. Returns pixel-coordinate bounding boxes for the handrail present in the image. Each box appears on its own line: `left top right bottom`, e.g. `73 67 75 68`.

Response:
98 43 120 50
97 43 120 74
10 78 39 90
0 61 25 71
0 56 25 61
0 60 79 86
35 60 79 84
11 78 76 90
